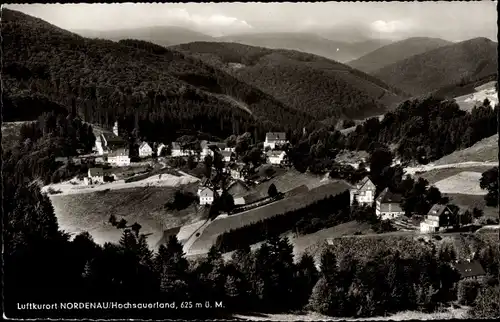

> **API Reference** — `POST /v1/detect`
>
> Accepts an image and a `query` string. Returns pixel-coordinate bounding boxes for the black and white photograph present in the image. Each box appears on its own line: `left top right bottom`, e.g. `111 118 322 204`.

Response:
2 1 499 320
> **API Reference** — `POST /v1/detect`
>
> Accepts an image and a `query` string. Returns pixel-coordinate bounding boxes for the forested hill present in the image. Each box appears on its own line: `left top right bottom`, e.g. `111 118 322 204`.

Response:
174 42 407 122
347 37 453 74
373 37 498 96
3 9 314 142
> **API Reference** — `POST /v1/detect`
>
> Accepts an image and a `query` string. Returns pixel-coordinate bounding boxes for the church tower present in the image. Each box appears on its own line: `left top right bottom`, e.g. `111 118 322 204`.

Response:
113 121 119 136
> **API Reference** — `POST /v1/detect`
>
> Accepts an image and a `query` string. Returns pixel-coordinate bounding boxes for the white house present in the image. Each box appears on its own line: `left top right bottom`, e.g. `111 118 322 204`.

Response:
264 132 288 150
349 176 376 206
375 188 405 220
108 148 130 166
85 167 104 185
138 142 153 158
267 150 286 165
199 187 215 205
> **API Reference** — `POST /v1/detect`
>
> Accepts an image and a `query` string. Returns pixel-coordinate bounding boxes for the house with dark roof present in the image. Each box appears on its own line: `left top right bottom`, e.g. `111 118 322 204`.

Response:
454 259 487 281
94 122 128 156
221 150 235 163
420 204 455 233
264 132 288 150
349 176 376 206
375 187 405 220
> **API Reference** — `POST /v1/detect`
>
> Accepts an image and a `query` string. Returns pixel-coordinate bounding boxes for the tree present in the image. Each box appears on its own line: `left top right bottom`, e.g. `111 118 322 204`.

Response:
458 279 482 305
469 285 500 319
204 155 213 179
480 167 498 207
368 147 393 187
268 183 278 198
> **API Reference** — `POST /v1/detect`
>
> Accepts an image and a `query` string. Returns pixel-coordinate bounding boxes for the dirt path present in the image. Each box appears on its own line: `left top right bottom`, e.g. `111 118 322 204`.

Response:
43 172 199 196
404 161 498 175
215 93 253 115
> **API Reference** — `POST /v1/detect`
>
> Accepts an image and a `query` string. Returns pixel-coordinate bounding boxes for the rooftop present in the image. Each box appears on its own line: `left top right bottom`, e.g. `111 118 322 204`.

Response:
265 132 287 142
108 148 129 157
88 167 104 177
454 260 486 278
377 187 403 204
199 187 214 198
427 204 451 217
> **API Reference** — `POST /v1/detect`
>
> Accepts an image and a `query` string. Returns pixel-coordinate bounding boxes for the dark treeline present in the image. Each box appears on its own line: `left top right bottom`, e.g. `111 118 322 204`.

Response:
3 8 318 145
313 236 499 318
3 113 96 185
345 97 497 163
215 191 351 253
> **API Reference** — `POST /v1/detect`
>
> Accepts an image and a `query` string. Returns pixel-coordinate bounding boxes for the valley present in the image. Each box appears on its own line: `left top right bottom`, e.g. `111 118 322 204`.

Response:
3 3 498 321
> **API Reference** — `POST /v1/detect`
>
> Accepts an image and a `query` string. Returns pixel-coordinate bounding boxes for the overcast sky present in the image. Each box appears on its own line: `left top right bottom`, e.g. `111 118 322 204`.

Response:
4 2 498 41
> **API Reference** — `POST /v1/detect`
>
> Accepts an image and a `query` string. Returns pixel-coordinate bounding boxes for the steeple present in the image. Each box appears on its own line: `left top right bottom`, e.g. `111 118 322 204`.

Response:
113 121 119 136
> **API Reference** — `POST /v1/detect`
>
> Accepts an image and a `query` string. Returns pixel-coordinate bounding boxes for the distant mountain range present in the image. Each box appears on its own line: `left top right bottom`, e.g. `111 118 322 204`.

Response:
73 26 214 47
372 37 498 96
74 27 393 63
347 37 453 74
215 32 392 62
173 41 405 121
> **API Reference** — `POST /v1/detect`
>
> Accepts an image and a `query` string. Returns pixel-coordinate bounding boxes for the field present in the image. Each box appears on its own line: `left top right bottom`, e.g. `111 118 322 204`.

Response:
234 306 469 321
444 193 499 219
433 134 498 165
434 171 485 195
335 150 369 165
187 180 351 255
242 169 330 200
50 182 202 249
453 80 498 112
415 166 493 184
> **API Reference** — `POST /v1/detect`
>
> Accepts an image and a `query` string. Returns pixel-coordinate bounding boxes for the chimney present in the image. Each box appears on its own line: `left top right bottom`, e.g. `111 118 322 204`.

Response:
113 121 119 136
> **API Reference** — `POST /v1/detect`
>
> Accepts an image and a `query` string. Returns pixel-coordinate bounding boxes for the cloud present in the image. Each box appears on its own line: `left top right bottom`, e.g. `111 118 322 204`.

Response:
163 8 252 35
370 20 411 33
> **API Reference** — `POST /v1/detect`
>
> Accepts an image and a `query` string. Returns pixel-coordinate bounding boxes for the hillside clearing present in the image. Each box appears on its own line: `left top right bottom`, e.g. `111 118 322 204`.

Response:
187 181 351 255
50 183 202 249
434 171 485 195
444 193 499 219
453 80 498 112
412 165 495 184
433 134 498 165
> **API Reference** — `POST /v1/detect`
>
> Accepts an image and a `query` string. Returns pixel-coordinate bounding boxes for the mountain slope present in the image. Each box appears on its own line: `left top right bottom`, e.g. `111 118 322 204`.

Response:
372 37 498 96
215 32 390 63
348 37 453 74
73 26 214 46
3 9 313 143
174 41 406 121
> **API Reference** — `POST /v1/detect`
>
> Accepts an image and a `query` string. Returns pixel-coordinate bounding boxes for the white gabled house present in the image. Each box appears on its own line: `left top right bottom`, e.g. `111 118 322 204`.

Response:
198 187 215 205
264 132 288 150
221 150 235 163
138 142 153 158
267 150 286 165
349 176 376 206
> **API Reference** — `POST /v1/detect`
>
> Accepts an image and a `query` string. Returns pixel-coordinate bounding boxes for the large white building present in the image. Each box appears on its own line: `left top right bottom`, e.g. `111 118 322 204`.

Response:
108 148 130 166
138 142 153 158
420 204 455 233
157 143 166 156
349 176 376 206
264 132 288 150
375 188 405 220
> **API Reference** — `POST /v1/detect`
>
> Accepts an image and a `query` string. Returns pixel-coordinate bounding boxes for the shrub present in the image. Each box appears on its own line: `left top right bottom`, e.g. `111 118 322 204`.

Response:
458 279 482 305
